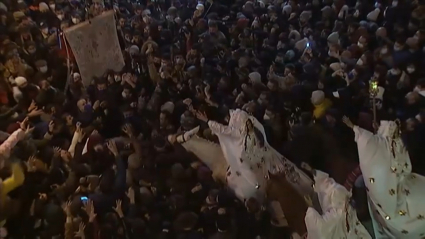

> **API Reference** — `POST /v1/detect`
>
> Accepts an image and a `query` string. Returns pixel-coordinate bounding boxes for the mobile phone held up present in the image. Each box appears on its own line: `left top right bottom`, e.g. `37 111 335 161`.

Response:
80 196 88 204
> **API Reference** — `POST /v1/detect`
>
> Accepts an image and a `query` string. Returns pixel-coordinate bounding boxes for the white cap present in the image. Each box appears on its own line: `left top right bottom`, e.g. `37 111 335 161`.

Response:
142 9 151 16
15 76 27 87
128 45 139 55
161 101 175 114
73 72 80 78
196 4 204 11
367 8 381 22
311 90 325 105
248 72 261 84
39 2 49 12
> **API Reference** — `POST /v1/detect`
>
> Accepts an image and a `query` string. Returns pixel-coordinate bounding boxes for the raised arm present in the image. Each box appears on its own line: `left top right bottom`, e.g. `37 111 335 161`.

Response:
195 110 240 137
0 128 25 158
106 141 126 196
68 123 84 158
1 163 25 195
207 120 240 137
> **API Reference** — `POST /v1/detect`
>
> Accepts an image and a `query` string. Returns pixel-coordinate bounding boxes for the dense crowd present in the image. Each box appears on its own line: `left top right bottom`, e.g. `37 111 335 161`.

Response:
0 0 425 238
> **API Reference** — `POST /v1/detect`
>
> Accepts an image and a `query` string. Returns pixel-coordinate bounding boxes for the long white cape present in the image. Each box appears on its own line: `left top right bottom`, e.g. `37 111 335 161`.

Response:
354 123 425 238
305 170 372 239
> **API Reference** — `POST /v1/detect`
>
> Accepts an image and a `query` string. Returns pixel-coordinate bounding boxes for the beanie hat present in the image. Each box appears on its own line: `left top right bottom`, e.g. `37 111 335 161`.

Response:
311 90 325 105
248 72 261 84
161 101 175 114
327 32 339 45
39 2 49 12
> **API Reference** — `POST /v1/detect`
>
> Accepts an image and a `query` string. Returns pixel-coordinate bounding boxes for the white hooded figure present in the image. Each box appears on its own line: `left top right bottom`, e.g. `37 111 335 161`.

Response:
205 109 313 202
350 119 425 238
305 170 372 239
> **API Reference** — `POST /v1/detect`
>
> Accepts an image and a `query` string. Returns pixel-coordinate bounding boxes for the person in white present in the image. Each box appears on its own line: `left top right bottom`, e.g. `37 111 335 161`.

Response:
192 109 313 203
300 162 371 239
342 116 425 238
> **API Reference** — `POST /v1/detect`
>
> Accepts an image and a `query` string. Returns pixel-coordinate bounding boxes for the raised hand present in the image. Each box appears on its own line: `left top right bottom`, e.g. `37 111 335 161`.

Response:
25 155 38 172
48 120 55 133
18 117 29 130
342 116 354 129
113 200 124 218
195 110 208 122
60 150 71 162
53 147 61 157
74 222 86 238
183 98 192 106
106 140 119 156
28 100 37 112
126 187 135 203
61 200 72 217
27 107 43 117
82 200 97 222
75 122 86 143
93 100 100 110
122 124 134 138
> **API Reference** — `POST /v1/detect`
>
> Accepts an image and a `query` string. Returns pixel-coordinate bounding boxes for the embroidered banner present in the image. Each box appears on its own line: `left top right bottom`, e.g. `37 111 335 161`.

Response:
64 10 124 86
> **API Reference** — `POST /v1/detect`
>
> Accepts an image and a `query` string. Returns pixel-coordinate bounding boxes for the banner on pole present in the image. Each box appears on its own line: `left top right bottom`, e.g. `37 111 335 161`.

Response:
64 10 124 86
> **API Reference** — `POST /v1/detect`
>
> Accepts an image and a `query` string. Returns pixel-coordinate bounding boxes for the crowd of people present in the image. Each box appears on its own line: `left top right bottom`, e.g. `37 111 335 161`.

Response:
1 0 425 238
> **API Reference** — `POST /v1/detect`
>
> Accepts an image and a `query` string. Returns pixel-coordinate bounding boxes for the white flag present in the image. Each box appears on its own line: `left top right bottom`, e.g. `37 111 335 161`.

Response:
64 10 124 86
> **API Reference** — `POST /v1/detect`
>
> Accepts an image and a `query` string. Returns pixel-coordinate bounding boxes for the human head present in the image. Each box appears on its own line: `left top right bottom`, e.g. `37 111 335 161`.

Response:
77 98 88 112
245 119 254 132
35 60 48 73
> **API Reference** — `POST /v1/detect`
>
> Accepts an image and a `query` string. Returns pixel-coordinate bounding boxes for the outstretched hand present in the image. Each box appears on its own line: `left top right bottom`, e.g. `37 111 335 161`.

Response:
74 222 86 238
195 110 208 122
113 200 124 218
82 200 96 222
107 140 119 156
122 124 134 138
342 116 354 129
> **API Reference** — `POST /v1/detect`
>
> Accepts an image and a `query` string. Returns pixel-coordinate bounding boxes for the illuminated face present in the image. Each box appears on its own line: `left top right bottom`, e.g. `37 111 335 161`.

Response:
77 99 87 111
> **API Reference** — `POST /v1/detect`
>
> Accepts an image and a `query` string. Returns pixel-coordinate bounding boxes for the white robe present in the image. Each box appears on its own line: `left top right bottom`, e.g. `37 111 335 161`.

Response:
354 123 425 238
305 170 372 239
207 109 313 202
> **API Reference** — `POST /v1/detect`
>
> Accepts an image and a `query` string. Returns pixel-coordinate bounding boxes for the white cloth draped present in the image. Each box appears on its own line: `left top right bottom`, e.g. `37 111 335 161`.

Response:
305 170 371 239
354 122 425 238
